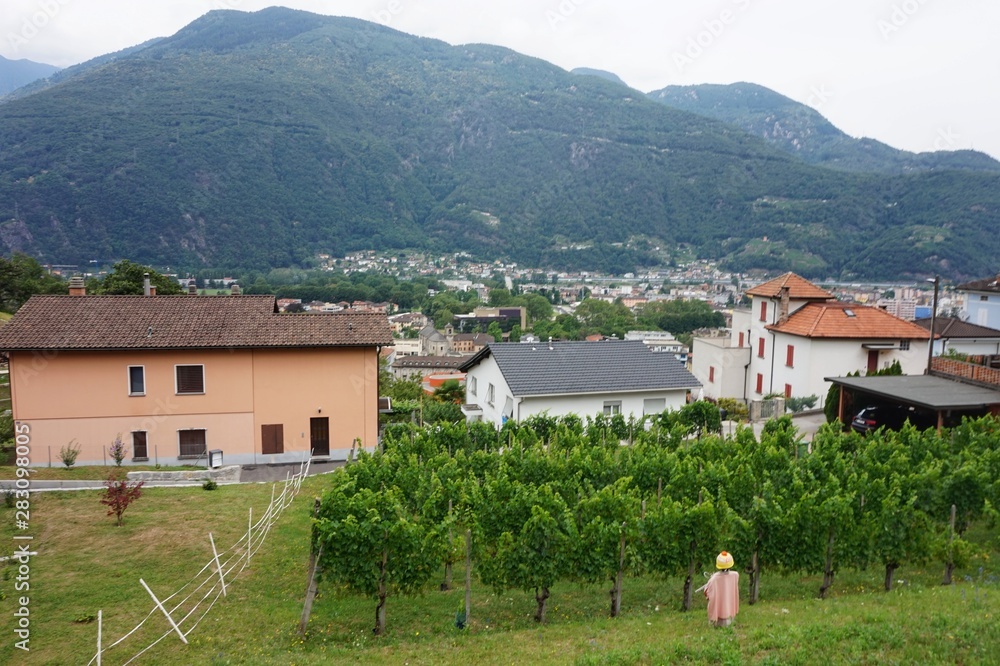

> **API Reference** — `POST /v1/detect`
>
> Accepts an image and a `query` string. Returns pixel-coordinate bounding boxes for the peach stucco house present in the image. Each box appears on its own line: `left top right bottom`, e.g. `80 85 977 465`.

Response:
0 291 392 467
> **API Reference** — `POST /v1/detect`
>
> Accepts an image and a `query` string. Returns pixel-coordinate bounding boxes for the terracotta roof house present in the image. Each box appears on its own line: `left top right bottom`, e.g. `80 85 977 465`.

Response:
745 272 835 301
0 291 392 466
458 340 700 426
692 272 929 403
449 333 494 354
957 273 1000 329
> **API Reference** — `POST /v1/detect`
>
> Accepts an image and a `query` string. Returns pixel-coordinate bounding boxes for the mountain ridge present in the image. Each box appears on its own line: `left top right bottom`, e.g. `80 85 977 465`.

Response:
648 82 1000 175
0 7 997 280
0 54 60 96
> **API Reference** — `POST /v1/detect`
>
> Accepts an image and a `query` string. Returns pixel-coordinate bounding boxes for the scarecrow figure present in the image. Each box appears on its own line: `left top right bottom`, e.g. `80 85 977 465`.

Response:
700 551 739 627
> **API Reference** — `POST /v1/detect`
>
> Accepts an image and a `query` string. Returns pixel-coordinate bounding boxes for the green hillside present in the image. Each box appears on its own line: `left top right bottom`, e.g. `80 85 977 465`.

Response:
0 8 998 279
649 82 1000 175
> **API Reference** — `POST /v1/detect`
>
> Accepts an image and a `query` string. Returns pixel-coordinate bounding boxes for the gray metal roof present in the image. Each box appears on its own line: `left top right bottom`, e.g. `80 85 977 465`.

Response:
912 317 1000 340
462 340 701 397
825 374 1000 411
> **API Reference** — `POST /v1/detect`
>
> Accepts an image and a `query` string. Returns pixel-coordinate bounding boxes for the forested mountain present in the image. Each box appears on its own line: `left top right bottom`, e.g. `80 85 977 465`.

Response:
570 67 629 87
0 55 59 96
649 82 1000 175
0 7 998 279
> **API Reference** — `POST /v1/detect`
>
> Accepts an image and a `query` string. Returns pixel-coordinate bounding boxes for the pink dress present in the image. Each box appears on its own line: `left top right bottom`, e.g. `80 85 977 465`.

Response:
704 570 739 626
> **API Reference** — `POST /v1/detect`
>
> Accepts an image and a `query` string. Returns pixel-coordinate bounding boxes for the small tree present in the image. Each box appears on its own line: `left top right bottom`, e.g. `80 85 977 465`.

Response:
60 440 82 468
315 481 446 635
100 474 144 527
486 321 504 342
109 434 127 467
433 379 465 405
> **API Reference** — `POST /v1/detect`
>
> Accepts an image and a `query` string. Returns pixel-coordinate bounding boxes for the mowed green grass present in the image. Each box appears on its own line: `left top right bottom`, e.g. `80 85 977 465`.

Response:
0 465 206 481
0 477 997 665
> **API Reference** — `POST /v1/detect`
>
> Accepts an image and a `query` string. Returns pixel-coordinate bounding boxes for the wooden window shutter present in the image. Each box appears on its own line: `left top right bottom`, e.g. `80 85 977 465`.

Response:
261 424 284 455
176 365 205 393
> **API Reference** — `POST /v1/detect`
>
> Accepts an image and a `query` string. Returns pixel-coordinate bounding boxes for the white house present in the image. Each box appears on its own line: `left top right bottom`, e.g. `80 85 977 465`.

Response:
459 340 701 426
957 273 1000 329
624 330 689 359
913 317 1000 357
692 273 930 402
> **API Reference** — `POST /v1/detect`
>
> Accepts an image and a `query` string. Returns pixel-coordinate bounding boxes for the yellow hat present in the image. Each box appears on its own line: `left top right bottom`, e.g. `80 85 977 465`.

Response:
716 551 734 570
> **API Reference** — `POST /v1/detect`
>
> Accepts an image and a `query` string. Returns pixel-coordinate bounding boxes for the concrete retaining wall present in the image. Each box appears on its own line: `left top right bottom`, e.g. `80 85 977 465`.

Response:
127 465 242 483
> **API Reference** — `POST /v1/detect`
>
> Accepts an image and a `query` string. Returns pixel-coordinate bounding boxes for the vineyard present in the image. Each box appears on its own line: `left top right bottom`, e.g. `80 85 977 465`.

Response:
312 412 1000 636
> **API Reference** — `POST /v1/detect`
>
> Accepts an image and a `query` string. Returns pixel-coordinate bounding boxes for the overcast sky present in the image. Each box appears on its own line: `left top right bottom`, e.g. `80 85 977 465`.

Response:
3 0 998 159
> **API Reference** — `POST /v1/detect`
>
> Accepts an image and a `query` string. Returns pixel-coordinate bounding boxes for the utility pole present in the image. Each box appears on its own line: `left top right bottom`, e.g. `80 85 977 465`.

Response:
925 275 940 374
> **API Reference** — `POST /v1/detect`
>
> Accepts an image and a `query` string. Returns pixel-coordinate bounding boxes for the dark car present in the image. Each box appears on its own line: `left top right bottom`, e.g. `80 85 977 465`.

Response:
851 404 935 435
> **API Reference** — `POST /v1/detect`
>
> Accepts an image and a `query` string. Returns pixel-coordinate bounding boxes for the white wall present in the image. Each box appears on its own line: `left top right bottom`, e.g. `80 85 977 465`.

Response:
465 355 691 426
967 294 1000 330
518 389 689 423
765 335 929 400
939 338 1000 356
464 354 512 426
691 337 750 401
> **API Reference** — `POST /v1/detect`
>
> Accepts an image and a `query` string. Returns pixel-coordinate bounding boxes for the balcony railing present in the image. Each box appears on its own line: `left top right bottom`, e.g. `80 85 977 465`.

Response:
931 356 1000 388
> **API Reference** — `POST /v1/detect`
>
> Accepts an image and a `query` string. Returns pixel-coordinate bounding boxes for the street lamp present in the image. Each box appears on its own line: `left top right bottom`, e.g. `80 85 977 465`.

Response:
926 275 940 374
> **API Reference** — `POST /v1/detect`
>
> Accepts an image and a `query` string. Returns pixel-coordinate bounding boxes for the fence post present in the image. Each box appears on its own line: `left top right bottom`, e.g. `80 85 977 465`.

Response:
209 533 227 597
96 609 102 666
247 508 253 567
140 578 188 645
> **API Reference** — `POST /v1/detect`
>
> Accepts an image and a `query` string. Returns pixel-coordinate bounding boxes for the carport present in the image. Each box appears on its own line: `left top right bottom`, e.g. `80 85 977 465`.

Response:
825 374 1000 431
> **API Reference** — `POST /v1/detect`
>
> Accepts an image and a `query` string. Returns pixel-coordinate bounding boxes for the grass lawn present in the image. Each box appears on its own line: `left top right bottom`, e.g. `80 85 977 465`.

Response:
0 465 207 481
0 478 997 665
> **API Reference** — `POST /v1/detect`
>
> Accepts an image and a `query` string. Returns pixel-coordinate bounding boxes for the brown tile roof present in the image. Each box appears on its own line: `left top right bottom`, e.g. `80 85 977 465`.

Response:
0 295 392 350
452 333 494 344
912 317 1000 339
745 272 834 300
767 302 931 339
956 274 1000 294
392 355 472 369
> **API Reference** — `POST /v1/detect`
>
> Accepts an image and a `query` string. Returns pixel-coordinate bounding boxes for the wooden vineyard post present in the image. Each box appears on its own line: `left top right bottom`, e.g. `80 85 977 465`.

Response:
943 504 957 585
463 528 472 629
298 498 323 637
442 499 454 591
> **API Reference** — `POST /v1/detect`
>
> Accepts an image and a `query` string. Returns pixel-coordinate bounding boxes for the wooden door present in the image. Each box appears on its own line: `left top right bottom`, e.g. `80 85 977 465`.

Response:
310 417 330 457
867 350 879 374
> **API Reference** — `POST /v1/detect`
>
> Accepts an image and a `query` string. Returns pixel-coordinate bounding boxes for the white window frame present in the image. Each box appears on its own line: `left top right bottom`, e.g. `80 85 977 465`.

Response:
603 400 622 416
486 383 495 407
128 365 146 396
899 340 910 351
175 364 206 395
469 375 478 396
643 397 666 416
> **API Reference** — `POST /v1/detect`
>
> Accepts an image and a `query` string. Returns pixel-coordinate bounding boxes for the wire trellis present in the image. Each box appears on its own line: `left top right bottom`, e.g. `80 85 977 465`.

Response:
85 456 311 666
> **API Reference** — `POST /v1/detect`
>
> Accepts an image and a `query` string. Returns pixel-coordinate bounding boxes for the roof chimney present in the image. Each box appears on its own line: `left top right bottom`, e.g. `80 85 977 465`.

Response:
143 273 151 297
68 275 86 296
188 282 198 295
230 283 241 296
778 286 790 323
